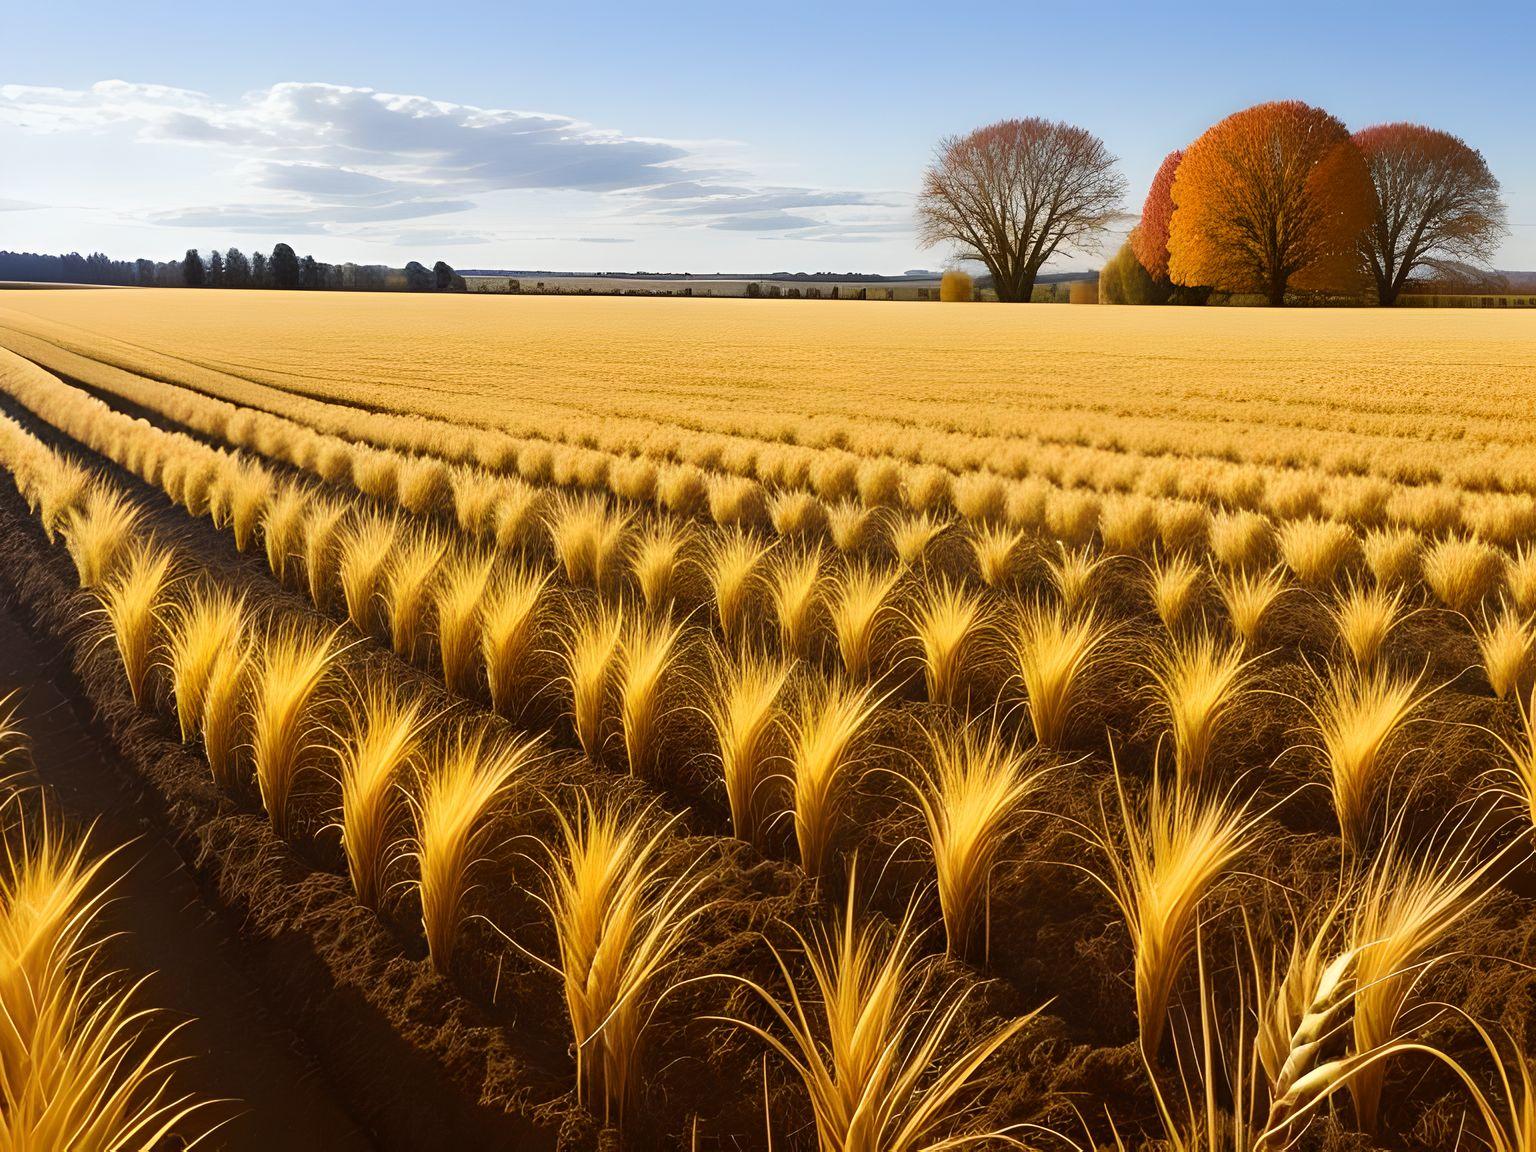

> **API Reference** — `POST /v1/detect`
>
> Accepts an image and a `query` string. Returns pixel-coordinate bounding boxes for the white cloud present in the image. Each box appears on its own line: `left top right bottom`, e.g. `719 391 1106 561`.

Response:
0 80 906 244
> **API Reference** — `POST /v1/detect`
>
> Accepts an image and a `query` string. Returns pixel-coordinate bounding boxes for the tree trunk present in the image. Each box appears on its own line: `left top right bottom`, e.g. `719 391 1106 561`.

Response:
1267 273 1287 307
1373 262 1398 306
1016 269 1038 303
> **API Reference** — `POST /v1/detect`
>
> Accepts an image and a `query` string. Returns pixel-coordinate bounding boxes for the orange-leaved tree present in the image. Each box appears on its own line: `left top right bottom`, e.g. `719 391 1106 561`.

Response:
1353 123 1506 306
1168 101 1374 306
1132 150 1182 282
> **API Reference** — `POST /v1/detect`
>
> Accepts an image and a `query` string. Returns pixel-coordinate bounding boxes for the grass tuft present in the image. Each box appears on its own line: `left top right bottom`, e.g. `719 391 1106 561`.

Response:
334 683 430 911
706 648 791 848
250 623 343 839
412 723 537 973
1009 600 1110 749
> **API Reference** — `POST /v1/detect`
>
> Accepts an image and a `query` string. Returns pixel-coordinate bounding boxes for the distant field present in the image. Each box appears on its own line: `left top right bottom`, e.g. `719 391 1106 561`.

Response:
5 284 1536 1147
1 287 1534 497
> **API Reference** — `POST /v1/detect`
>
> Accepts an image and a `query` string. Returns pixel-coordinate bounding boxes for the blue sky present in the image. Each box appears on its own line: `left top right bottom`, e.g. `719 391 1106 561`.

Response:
2 0 1532 272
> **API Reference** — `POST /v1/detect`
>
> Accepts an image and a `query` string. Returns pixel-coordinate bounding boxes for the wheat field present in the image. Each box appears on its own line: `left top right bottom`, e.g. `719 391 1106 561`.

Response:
0 287 1534 1150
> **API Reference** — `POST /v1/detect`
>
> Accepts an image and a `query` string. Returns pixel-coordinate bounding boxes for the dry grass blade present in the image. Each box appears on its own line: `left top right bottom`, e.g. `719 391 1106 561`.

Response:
482 564 551 719
434 550 495 697
767 545 823 659
1476 606 1535 700
1507 543 1536 619
1433 1016 1536 1152
384 527 447 661
564 602 625 765
338 511 398 635
1010 600 1110 749
768 490 828 541
201 639 250 790
29 452 92 543
704 529 772 648
539 797 711 1126
706 649 791 848
787 678 883 880
909 575 987 710
618 613 686 780
250 623 343 839
968 522 1025 588
889 509 948 569
225 461 272 553
1047 544 1108 613
547 492 631 594
166 583 247 743
630 520 690 616
1148 630 1254 783
62 485 142 589
1311 664 1430 855
1423 535 1505 615
0 815 217 1150
1092 755 1257 1058
412 724 537 973
0 692 25 777
1346 829 1499 1134
261 481 309 587
450 465 503 534
1362 526 1421 589
333 683 429 910
1492 684 1536 835
1149 551 1206 633
908 720 1048 963
828 561 899 682
1100 493 1159 557
710 866 1038 1152
301 495 350 610
95 538 176 708
1328 581 1407 671
1209 509 1274 572
1217 565 1288 651
1276 517 1358 589
827 498 878 554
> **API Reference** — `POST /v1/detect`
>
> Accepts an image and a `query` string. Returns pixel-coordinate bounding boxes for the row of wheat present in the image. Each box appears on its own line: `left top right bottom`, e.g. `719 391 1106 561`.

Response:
8 317 1536 545
8 332 1536 582
9 356 1536 873
3 368 1535 1146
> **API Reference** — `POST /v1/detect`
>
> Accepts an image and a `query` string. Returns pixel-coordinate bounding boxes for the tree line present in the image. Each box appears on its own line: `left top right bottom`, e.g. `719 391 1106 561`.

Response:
0 244 466 293
917 101 1507 305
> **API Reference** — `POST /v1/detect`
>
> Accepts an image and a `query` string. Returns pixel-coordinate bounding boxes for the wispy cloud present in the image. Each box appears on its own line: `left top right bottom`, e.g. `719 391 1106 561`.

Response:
0 80 908 244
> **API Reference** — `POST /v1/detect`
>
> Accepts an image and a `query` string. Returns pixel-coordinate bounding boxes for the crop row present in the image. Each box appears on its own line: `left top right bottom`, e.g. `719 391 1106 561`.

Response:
5 348 1536 849
2 358 1536 1145
7 321 1536 553
6 302 1536 506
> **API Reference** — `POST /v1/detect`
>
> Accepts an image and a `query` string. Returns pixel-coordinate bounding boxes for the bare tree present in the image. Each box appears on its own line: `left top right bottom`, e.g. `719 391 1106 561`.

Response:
1354 123 1507 306
917 118 1126 302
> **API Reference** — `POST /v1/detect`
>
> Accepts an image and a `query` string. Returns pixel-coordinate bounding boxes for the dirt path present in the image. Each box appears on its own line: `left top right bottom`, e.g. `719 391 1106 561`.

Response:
0 604 377 1151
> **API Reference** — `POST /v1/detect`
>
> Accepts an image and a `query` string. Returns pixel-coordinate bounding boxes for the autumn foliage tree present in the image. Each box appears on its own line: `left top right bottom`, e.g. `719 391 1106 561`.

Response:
918 117 1126 303
1353 123 1507 305
1168 101 1375 305
1132 150 1181 282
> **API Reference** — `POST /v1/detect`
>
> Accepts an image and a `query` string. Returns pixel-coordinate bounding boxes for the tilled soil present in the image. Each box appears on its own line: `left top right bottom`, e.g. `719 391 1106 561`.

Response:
0 483 563 1151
